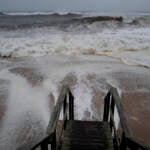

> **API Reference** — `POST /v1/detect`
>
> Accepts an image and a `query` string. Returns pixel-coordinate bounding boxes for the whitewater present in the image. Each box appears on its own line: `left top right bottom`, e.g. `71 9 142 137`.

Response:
0 12 150 149
0 12 150 67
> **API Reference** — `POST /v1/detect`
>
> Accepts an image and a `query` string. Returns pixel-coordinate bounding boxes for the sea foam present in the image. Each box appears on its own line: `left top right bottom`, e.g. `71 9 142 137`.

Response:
0 26 150 68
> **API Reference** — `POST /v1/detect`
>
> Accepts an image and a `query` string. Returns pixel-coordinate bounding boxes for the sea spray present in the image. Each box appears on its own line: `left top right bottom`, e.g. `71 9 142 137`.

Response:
0 69 50 149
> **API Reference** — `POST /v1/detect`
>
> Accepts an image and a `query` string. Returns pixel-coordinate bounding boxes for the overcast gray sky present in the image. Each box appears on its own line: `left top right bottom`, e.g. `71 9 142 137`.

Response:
0 0 150 12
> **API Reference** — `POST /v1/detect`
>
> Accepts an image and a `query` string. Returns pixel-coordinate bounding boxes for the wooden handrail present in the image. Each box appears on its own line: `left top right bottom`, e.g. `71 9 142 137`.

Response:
47 86 68 135
110 88 132 137
126 137 150 150
30 135 52 150
103 87 150 150
31 86 74 150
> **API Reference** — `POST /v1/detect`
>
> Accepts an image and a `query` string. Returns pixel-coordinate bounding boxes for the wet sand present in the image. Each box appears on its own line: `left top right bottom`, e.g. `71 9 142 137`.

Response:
0 55 149 149
122 92 150 144
10 67 43 87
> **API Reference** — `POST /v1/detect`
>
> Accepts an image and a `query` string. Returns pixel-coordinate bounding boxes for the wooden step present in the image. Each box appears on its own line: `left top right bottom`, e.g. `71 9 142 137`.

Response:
60 120 114 150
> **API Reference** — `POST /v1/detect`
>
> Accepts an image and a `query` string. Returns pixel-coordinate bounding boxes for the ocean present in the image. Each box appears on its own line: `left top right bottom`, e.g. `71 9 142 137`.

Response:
0 11 150 149
0 12 150 67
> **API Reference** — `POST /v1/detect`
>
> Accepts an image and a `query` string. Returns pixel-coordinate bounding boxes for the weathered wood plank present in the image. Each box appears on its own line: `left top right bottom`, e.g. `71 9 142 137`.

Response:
110 88 132 137
47 86 68 135
60 120 114 150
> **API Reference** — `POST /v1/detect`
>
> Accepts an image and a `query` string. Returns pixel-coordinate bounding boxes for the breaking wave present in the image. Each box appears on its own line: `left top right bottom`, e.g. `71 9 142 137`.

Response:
0 13 122 30
129 16 150 27
0 12 150 30
0 12 150 68
0 27 150 68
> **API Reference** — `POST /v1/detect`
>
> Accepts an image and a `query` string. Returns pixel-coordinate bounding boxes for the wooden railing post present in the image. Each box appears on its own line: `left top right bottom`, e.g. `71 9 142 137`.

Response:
120 133 127 150
40 140 48 150
63 95 67 118
111 96 115 116
51 131 56 150
110 96 115 131
63 95 67 129
103 92 110 122
69 91 74 120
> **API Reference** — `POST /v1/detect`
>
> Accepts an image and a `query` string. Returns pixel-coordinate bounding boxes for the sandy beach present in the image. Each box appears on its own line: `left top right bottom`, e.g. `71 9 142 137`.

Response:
0 55 149 149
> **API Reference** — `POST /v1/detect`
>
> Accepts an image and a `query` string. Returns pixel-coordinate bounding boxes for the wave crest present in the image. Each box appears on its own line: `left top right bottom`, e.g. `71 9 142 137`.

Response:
0 12 150 30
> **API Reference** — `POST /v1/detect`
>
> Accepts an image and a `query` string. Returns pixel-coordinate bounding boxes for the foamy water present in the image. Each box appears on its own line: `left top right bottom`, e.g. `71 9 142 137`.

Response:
0 55 150 149
0 13 150 68
0 69 50 149
0 12 150 149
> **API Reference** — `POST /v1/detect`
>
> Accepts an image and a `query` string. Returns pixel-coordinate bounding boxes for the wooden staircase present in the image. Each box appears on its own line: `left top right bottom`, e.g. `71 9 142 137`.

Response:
31 86 150 150
60 120 113 150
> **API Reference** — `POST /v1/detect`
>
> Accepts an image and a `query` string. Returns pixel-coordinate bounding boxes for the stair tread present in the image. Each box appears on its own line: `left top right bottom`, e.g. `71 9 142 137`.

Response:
60 120 114 150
